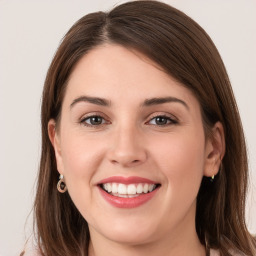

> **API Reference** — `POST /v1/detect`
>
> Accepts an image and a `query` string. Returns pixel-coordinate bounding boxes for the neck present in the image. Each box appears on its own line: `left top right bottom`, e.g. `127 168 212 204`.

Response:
88 220 206 256
89 239 206 256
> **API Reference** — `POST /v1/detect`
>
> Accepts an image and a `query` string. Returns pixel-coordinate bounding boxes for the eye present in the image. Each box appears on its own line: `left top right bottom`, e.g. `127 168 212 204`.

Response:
81 115 107 126
147 115 177 126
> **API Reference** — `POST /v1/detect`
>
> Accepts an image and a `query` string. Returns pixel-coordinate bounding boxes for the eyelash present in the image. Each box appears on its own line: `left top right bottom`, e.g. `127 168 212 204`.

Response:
146 114 178 126
80 113 178 127
80 114 109 127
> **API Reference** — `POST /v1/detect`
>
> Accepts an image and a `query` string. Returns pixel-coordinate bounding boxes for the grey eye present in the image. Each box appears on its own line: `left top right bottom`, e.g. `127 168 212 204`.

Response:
148 115 177 126
83 116 106 125
154 116 169 125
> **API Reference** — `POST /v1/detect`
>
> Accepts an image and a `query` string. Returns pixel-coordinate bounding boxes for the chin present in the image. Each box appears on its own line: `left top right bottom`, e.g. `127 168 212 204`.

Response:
91 218 159 245
104 229 154 245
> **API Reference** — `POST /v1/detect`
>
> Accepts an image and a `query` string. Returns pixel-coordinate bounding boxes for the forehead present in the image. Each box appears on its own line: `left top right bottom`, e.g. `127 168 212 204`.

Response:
64 44 199 109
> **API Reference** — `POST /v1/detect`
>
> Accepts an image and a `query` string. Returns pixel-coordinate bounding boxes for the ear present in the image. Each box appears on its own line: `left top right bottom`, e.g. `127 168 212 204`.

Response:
48 119 64 175
203 121 225 177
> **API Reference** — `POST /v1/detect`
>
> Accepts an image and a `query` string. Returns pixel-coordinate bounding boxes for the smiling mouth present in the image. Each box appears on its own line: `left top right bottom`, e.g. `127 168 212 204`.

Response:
99 183 161 198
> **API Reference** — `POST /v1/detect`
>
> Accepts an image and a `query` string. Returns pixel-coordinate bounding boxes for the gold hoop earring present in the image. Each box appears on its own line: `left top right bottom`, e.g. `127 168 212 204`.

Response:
57 174 67 193
210 174 215 182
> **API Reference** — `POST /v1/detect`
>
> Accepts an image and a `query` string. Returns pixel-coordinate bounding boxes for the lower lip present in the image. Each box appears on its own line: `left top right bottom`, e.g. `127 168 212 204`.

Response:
98 186 160 208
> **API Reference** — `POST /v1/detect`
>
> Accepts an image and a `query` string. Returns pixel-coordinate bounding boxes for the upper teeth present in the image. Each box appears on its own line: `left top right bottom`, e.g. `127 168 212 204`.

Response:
102 183 156 195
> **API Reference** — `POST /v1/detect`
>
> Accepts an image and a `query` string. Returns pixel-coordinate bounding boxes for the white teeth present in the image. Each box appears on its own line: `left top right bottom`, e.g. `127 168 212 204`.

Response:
107 183 112 193
136 183 143 194
118 184 127 194
149 184 156 192
117 194 128 198
101 182 158 195
111 193 140 198
143 183 149 193
103 184 108 191
127 184 136 194
128 194 139 198
112 183 118 193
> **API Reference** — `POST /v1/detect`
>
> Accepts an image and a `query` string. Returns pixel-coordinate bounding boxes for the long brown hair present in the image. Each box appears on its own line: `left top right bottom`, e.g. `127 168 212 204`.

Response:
33 1 256 255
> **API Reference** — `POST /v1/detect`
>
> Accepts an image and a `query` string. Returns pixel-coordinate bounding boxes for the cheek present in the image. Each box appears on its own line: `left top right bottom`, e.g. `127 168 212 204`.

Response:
152 130 205 196
148 130 206 231
59 133 106 218
61 134 104 179
59 126 106 202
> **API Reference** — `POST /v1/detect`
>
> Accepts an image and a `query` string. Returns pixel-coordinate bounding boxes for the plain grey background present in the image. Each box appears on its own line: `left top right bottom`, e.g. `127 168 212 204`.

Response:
0 0 255 255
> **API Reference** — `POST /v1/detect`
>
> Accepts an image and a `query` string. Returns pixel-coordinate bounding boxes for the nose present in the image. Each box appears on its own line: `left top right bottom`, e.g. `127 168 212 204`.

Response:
107 125 147 167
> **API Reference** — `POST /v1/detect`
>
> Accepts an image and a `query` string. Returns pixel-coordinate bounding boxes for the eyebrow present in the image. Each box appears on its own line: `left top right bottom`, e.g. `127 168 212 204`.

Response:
70 95 189 110
142 97 189 110
70 95 111 108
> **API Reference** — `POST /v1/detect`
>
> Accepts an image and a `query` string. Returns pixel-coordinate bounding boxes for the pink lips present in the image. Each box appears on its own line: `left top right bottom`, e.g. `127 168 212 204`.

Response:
98 176 157 185
97 176 160 208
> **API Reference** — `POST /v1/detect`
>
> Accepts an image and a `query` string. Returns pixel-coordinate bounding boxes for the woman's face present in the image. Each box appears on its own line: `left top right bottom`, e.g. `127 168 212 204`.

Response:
50 44 218 246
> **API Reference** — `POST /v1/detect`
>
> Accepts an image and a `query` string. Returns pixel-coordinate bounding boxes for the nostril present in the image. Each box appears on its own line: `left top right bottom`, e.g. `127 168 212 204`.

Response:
111 159 140 165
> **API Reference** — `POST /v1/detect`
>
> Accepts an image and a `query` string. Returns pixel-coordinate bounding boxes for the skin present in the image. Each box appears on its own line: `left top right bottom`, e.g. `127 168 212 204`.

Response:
48 44 225 256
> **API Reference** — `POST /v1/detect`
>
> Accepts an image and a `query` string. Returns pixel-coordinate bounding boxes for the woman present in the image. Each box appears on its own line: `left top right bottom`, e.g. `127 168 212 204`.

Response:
23 1 256 255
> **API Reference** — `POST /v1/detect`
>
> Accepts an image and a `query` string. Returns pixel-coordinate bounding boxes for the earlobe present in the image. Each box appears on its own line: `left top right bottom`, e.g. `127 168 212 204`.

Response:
204 121 225 177
48 119 63 174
